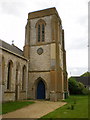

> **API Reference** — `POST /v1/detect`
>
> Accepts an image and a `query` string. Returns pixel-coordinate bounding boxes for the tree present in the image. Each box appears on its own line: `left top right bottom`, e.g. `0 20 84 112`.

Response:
81 72 90 77
68 77 88 95
68 77 79 94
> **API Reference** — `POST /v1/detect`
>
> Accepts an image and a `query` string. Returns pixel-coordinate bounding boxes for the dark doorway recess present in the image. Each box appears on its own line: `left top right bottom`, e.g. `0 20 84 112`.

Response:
37 80 45 99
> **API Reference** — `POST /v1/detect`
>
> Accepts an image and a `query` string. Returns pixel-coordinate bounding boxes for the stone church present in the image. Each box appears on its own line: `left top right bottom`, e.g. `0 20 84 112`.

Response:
0 7 68 102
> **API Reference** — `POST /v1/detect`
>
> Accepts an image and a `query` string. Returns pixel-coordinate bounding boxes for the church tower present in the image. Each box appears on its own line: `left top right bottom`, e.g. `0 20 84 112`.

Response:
24 7 68 101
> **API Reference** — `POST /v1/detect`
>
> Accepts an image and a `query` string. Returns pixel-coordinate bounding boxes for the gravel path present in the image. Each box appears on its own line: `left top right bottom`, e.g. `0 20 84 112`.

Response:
2 100 66 119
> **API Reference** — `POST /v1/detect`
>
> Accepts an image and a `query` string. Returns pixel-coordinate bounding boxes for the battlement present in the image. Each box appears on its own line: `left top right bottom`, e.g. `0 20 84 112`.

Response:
28 7 60 19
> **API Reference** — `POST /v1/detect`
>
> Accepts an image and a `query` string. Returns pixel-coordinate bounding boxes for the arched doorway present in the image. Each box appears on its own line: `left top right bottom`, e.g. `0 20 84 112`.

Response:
37 80 45 99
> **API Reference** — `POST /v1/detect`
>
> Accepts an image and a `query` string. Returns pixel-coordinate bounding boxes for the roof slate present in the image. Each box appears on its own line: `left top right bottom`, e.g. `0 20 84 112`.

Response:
72 76 90 86
0 39 23 56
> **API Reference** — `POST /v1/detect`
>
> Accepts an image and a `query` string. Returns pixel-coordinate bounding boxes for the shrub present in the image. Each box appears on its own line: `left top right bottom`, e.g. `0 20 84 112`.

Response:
68 77 88 95
68 77 79 94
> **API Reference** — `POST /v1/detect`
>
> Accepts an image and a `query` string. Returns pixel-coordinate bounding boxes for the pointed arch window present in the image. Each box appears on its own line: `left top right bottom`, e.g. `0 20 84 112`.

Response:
22 65 26 90
7 60 13 90
2 56 5 85
36 19 46 43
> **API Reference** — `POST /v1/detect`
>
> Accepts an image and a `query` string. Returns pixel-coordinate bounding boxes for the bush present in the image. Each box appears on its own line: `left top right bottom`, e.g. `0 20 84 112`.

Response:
68 77 79 94
68 77 88 95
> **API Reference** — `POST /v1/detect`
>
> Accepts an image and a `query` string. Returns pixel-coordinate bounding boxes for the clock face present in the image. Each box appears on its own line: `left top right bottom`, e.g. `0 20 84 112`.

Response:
37 48 43 55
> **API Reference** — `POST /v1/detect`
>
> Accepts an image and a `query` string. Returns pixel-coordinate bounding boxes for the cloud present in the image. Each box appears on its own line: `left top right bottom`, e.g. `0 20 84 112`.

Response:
66 49 88 68
77 15 87 26
66 37 88 50
0 1 26 17
65 16 88 51
67 67 88 77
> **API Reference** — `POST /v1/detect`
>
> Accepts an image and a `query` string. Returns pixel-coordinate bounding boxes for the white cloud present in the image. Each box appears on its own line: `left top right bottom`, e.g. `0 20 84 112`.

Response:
68 67 88 77
67 48 88 68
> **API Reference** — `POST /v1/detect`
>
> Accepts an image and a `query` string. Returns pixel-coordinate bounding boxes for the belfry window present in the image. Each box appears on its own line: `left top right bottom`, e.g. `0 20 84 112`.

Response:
42 24 45 42
38 25 40 42
36 19 46 43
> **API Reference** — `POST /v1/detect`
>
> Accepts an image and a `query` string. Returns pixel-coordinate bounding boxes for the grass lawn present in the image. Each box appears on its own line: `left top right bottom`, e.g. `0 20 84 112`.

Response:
42 95 88 118
0 101 34 115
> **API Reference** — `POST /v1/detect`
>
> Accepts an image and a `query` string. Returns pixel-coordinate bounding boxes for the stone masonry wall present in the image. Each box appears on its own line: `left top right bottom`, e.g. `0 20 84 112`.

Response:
28 72 50 99
0 49 28 102
30 44 51 71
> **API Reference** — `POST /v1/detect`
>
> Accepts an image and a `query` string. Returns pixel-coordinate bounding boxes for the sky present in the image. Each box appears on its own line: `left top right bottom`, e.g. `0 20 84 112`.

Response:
0 0 89 77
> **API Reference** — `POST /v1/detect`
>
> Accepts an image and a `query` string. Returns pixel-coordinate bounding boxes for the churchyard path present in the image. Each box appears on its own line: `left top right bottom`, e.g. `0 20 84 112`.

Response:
2 100 66 119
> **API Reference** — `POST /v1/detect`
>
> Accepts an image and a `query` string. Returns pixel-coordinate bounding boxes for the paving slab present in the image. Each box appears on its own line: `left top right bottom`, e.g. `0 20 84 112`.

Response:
2 100 66 119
